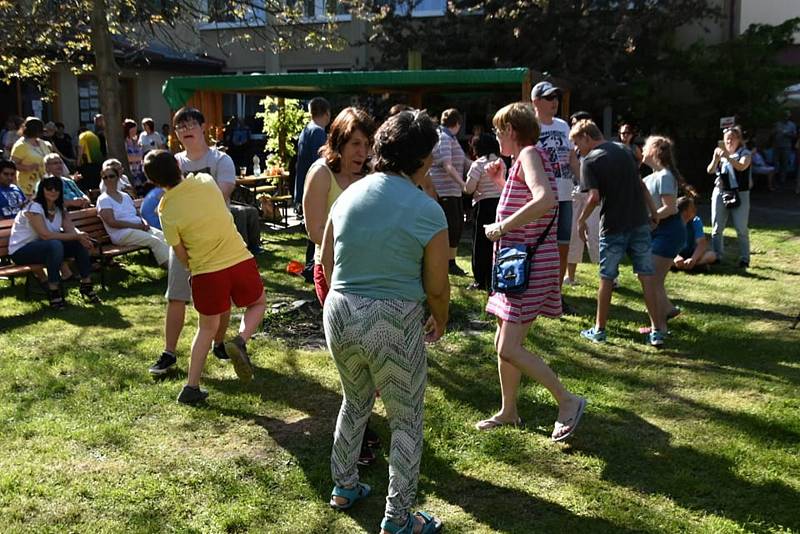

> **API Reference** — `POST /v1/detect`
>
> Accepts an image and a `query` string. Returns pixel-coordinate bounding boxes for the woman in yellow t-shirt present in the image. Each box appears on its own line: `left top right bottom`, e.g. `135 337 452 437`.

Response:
11 117 53 197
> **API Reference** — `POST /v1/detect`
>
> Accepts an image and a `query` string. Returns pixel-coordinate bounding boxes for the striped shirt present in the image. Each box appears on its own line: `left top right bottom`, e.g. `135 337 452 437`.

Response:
429 127 467 198
465 155 505 205
486 146 561 323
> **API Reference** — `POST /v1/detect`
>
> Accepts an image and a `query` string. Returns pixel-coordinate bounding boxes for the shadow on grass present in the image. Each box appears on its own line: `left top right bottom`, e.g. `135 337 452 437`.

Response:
207 364 638 533
572 406 800 532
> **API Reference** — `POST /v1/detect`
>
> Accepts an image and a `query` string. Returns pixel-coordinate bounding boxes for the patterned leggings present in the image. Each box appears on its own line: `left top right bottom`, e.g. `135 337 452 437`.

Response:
323 289 427 526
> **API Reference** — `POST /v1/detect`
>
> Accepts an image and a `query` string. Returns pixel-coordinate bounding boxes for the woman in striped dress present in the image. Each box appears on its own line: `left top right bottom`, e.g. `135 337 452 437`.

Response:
477 102 586 442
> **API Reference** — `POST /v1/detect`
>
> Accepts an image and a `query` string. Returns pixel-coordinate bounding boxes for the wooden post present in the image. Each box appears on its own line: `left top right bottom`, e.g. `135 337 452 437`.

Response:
522 70 532 102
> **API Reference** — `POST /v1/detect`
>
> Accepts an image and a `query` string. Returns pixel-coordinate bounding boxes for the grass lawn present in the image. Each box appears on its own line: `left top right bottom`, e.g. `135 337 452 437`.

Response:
1 218 798 533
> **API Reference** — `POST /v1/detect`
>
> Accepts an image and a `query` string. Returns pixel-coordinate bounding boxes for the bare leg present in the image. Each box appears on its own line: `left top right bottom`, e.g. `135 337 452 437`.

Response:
165 299 187 353
214 310 231 345
187 313 220 387
238 290 267 341
566 262 577 281
497 320 580 423
652 256 674 322
595 277 615 330
638 274 665 332
558 244 569 286
449 247 457 261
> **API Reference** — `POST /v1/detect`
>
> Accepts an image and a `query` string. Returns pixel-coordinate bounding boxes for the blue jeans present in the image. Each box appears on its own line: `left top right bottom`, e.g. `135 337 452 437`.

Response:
11 239 92 284
598 224 654 280
711 188 750 263
557 200 572 245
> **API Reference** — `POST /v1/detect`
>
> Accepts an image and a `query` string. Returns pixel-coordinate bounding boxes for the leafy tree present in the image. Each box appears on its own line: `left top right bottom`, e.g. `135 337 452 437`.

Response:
0 0 344 168
256 96 309 169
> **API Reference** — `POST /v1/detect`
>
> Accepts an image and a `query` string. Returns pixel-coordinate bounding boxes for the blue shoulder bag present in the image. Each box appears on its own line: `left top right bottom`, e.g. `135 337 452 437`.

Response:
491 211 558 294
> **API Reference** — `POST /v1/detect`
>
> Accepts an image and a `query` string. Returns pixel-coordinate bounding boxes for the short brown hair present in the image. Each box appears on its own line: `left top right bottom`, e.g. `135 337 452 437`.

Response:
440 108 462 128
569 119 603 141
492 103 540 146
320 107 376 173
143 150 182 188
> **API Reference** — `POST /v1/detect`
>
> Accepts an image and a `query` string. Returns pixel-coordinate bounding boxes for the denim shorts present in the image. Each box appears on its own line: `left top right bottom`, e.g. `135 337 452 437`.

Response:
557 200 572 245
651 214 686 259
599 224 655 280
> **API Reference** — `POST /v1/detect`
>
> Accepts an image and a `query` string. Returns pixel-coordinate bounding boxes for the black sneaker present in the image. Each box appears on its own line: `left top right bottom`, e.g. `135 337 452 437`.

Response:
149 351 177 375
357 443 376 466
212 342 230 360
561 296 577 316
448 262 467 276
227 335 254 383
738 260 749 269
364 426 381 448
177 385 208 405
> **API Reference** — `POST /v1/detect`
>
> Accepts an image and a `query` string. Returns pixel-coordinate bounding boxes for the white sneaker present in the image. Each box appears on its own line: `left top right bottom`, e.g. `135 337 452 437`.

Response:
563 277 577 286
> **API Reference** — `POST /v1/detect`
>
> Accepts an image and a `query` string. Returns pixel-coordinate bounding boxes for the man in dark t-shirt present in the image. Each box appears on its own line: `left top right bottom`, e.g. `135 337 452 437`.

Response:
570 120 666 347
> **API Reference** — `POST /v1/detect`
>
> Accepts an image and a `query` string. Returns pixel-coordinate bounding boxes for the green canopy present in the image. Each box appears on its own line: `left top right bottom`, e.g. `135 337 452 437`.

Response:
162 68 531 109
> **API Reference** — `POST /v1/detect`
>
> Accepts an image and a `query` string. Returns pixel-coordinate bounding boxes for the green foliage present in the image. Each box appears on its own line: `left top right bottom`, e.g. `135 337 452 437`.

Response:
257 97 310 168
681 17 800 135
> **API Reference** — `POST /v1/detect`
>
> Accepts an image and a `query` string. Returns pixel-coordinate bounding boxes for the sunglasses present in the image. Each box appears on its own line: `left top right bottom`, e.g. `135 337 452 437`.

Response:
42 183 60 191
541 94 559 101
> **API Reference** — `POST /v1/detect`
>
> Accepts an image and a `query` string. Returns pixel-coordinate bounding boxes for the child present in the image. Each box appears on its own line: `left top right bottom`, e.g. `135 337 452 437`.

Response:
143 150 266 404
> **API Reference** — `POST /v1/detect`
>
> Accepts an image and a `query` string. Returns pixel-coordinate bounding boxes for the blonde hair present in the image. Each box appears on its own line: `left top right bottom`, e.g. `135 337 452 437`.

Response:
569 119 603 141
492 103 539 146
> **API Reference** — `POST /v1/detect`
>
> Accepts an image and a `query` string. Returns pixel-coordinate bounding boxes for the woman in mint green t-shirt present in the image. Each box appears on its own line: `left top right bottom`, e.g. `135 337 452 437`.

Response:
321 111 449 534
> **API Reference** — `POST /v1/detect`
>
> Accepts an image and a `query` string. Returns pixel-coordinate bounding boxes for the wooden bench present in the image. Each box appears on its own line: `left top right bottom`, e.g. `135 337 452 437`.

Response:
0 198 150 295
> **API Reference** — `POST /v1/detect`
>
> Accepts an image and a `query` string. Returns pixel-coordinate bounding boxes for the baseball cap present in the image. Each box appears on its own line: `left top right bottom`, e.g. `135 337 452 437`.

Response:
531 81 561 99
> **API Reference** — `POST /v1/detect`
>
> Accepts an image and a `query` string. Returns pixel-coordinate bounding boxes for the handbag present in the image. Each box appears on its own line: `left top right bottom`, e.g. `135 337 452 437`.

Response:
721 189 740 209
491 211 557 294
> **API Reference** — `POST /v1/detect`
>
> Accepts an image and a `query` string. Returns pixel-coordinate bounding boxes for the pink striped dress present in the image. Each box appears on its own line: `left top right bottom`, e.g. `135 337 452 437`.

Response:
486 146 562 323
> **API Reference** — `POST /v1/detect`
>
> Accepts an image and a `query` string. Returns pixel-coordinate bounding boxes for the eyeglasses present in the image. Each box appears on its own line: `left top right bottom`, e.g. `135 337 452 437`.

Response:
541 94 559 101
175 121 200 133
102 173 118 180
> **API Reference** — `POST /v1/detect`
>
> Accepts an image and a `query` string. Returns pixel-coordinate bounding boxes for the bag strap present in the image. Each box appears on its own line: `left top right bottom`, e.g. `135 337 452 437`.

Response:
527 206 558 255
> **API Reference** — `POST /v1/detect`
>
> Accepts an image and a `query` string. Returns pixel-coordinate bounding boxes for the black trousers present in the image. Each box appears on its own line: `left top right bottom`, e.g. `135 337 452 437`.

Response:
471 197 500 289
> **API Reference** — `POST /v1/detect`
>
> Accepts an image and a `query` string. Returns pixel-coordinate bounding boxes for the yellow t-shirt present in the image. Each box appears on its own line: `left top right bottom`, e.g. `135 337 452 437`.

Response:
158 172 252 275
11 138 53 197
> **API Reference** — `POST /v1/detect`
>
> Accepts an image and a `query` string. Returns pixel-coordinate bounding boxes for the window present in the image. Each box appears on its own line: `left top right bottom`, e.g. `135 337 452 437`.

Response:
382 0 446 17
207 0 267 24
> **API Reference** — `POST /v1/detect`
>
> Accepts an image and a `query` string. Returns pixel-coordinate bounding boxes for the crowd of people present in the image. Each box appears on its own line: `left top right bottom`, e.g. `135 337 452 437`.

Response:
0 81 784 533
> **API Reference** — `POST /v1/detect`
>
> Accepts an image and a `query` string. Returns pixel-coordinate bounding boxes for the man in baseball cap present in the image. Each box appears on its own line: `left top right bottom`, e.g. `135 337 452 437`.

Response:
531 81 562 99
531 80 580 315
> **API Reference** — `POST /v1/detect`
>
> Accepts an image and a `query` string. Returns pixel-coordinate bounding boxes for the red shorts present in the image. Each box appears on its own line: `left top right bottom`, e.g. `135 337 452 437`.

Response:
191 258 264 316
313 263 329 306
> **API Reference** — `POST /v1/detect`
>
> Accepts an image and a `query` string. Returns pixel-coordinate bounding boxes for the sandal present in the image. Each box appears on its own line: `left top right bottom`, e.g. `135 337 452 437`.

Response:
79 282 102 304
381 511 443 534
329 482 370 511
552 397 587 442
48 288 65 310
475 415 523 431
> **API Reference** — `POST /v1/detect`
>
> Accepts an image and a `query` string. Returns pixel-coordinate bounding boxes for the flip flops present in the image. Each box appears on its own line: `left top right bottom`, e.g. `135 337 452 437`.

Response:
552 397 587 442
474 416 524 431
329 482 370 511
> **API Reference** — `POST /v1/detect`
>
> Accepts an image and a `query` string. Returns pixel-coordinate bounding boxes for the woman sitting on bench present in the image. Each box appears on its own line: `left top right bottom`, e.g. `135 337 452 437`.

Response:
96 161 169 267
8 175 101 309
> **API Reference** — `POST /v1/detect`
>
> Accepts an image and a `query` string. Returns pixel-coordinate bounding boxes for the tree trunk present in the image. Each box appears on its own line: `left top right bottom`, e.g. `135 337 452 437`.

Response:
90 0 127 173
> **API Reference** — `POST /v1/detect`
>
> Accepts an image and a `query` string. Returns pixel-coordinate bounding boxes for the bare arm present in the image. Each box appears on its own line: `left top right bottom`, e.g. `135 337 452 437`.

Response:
321 218 334 287
422 229 450 342
655 194 678 220
728 152 751 172
488 148 555 238
577 189 600 242
98 208 146 231
303 165 332 246
217 181 234 205
172 241 189 268
707 148 723 174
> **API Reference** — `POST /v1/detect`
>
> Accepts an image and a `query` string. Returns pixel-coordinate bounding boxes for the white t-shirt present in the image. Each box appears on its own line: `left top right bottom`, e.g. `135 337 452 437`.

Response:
139 131 164 153
8 202 63 254
97 191 140 243
175 148 236 205
537 117 576 202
